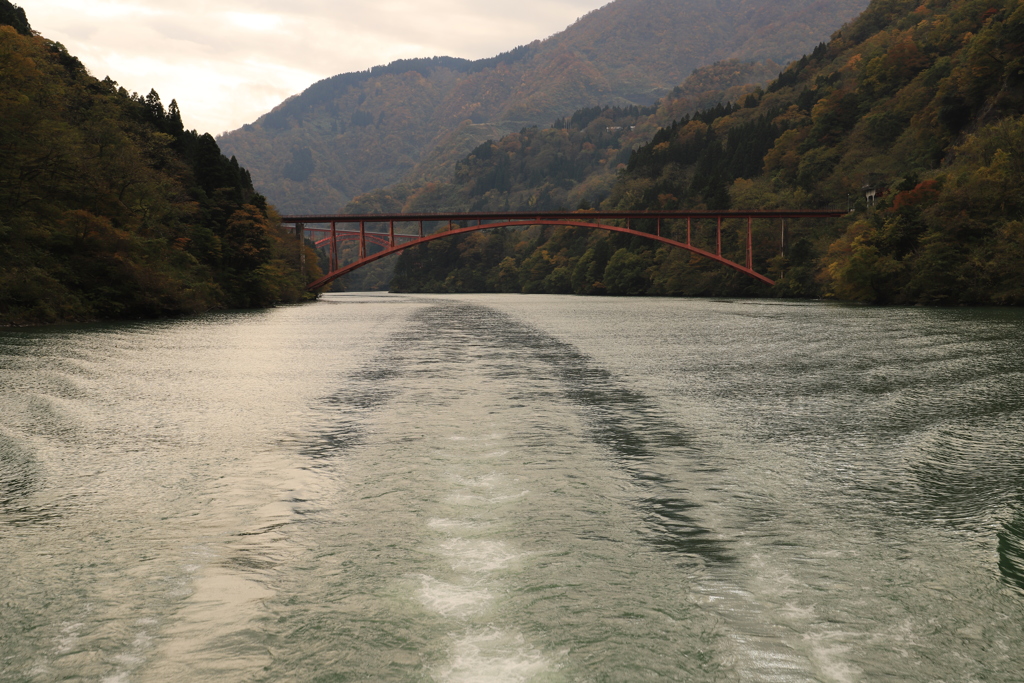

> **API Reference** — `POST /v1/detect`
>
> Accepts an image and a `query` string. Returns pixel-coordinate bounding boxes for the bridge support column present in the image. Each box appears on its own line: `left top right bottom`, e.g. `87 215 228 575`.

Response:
781 218 787 256
296 222 306 280
359 221 366 259
716 216 722 256
657 217 661 237
330 221 338 272
746 216 753 270
418 221 424 238
389 219 395 248
687 217 691 245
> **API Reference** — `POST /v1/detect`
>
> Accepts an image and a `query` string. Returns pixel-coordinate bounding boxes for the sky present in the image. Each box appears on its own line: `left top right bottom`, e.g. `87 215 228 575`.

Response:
25 0 608 136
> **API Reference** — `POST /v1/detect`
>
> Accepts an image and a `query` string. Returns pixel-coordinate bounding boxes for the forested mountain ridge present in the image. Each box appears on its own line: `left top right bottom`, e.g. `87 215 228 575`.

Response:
216 0 870 213
344 59 781 215
388 0 1024 305
0 2 318 326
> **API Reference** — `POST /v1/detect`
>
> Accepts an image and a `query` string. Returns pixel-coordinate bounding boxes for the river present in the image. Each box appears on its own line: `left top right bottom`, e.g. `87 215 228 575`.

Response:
1 293 1022 682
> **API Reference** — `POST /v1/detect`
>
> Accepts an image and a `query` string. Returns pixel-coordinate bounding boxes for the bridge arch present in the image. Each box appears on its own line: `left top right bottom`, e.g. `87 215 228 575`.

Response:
281 211 846 291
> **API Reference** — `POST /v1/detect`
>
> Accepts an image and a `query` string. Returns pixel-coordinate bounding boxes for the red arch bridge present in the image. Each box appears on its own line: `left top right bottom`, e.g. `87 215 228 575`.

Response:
279 210 847 291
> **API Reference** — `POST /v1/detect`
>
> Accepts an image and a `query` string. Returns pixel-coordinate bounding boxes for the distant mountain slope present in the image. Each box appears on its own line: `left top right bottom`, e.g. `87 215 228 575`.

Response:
217 0 869 213
346 58 781 215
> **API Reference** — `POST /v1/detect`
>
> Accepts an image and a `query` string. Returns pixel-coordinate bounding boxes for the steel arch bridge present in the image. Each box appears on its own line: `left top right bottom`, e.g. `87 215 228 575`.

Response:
280 210 847 291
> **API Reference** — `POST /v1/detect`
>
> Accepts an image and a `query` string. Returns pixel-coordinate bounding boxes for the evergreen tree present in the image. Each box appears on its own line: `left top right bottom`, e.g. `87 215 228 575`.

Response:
0 0 30 36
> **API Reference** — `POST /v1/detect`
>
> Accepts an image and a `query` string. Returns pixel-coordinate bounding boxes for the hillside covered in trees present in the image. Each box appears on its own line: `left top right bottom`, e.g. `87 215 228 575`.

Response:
0 3 318 326
217 0 869 213
346 59 782 215
383 0 1024 305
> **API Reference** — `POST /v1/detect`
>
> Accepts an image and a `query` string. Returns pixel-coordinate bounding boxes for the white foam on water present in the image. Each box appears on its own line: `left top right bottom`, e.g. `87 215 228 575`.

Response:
112 652 143 667
446 433 505 443
695 578 844 682
418 575 493 618
445 493 491 506
98 628 153 683
28 665 54 679
445 490 530 507
440 538 520 574
804 636 862 683
433 628 550 683
780 602 817 621
423 432 549 680
54 622 83 654
451 473 500 489
427 517 487 532
490 490 530 503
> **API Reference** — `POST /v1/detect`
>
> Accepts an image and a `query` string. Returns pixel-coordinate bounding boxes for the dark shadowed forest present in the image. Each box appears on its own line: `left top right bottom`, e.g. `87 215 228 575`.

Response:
0 1 317 325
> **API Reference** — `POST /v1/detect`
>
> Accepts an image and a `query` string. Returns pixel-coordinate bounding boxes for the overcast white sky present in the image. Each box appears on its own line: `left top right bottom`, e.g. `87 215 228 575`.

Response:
26 0 608 136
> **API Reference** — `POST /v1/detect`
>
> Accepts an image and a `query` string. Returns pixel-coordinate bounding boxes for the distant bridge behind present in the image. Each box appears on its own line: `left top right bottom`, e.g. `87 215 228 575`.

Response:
279 210 847 291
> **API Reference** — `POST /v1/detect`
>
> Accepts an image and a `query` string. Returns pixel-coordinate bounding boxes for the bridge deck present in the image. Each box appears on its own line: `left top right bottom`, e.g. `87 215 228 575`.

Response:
280 210 847 224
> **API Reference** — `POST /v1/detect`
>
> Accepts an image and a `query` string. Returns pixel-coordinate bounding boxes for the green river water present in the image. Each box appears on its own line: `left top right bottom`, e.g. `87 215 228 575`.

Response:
1 294 1022 682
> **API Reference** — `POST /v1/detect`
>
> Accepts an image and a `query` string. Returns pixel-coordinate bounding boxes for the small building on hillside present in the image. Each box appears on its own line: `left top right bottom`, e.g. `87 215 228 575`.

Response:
862 174 888 207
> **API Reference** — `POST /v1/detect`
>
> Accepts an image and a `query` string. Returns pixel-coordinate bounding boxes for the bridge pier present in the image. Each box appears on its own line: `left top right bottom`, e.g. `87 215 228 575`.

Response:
330 221 338 272
747 216 753 270
295 222 306 279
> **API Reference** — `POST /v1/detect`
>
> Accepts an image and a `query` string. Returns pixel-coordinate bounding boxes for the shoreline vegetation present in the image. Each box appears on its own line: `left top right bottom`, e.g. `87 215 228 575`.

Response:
0 2 319 327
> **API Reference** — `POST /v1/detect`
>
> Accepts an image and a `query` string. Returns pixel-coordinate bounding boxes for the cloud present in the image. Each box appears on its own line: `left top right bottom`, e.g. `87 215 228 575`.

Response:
27 0 606 135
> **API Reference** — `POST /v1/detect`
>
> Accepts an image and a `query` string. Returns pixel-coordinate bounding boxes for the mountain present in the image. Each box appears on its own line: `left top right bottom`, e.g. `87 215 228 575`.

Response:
389 0 1024 305
0 2 317 326
217 0 870 213
345 59 781 216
